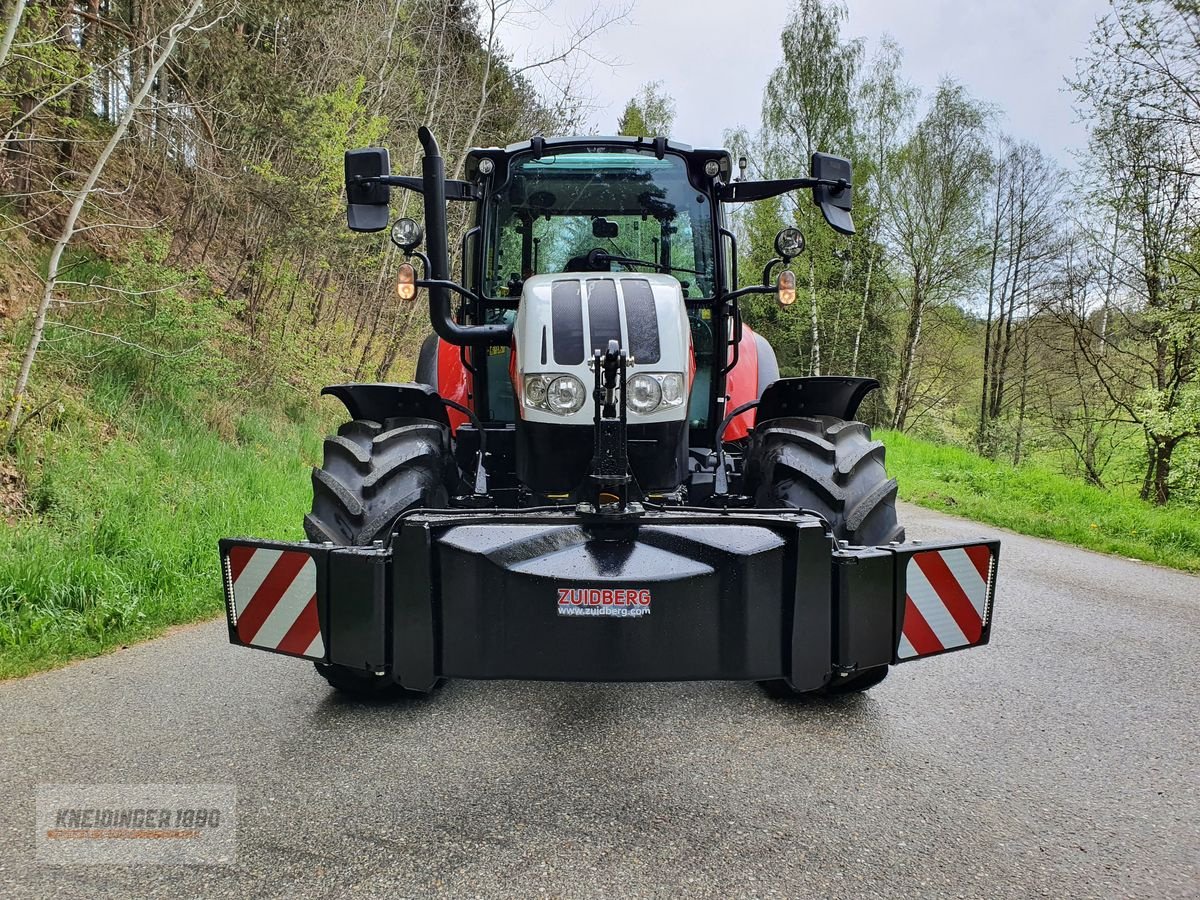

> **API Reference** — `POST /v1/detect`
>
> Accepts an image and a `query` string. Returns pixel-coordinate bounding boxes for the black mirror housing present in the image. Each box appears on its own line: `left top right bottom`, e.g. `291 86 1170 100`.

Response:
810 152 854 235
345 148 391 232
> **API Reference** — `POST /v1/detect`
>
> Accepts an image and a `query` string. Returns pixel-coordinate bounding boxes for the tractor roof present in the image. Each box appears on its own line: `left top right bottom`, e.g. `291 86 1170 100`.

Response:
465 136 732 180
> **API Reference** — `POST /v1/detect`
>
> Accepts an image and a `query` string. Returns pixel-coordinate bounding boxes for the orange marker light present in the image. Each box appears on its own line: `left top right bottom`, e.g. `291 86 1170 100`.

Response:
396 262 417 300
777 269 797 306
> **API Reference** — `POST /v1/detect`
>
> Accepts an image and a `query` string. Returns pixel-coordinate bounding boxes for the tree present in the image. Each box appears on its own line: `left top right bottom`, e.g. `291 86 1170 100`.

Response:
881 81 992 431
1069 114 1198 503
1074 0 1200 179
977 139 1065 456
1070 3 1200 504
616 80 675 136
760 0 862 376
849 36 915 378
5 0 219 443
0 0 26 72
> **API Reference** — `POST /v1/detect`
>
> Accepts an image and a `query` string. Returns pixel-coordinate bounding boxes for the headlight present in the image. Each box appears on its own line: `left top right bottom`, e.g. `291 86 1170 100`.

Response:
525 376 548 407
547 376 586 414
626 372 686 414
660 373 684 405
627 374 662 414
524 374 586 415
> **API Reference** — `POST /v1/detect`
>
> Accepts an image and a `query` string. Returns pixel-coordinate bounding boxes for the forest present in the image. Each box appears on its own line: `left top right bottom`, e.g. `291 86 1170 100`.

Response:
0 0 1197 671
719 0 1200 508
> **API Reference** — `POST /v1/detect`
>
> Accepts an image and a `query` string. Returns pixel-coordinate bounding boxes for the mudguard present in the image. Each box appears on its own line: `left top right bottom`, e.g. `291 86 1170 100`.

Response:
757 376 880 424
321 382 450 427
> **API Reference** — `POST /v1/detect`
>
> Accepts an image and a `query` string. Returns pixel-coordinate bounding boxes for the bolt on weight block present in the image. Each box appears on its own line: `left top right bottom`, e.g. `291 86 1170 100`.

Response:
219 538 393 670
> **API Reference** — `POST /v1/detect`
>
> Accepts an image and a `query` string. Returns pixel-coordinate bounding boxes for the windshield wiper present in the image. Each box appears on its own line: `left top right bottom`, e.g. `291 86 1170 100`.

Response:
585 248 700 276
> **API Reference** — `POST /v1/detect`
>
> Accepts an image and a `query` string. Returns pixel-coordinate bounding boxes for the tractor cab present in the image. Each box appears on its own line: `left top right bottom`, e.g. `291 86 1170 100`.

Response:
472 146 721 433
458 141 729 439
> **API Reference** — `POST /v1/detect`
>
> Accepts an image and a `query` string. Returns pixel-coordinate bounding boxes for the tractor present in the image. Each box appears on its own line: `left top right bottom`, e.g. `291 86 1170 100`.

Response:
219 127 999 698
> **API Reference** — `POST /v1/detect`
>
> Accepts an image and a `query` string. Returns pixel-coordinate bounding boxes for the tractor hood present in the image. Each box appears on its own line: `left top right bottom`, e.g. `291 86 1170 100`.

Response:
511 273 692 426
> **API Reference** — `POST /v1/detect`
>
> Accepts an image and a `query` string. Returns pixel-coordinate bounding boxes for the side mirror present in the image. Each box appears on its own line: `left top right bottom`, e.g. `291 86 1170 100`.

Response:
810 152 854 235
344 148 391 232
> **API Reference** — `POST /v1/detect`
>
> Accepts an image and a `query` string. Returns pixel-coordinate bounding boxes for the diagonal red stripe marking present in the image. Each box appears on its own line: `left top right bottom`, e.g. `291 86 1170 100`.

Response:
902 595 943 656
914 551 983 644
236 552 310 644
275 596 320 656
964 544 992 584
226 546 255 584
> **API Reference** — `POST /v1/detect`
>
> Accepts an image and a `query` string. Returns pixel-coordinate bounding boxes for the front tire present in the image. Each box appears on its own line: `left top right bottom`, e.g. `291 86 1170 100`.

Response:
746 414 902 697
745 415 904 546
304 415 455 697
303 416 454 547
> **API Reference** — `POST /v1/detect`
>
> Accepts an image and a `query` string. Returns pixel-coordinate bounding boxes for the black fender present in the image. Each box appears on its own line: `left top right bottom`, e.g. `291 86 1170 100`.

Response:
415 333 439 390
321 382 450 427
756 376 880 423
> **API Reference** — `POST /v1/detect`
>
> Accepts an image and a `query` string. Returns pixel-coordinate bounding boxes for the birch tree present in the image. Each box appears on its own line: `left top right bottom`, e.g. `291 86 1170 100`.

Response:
0 0 25 72
881 81 991 430
760 0 862 376
850 36 914 376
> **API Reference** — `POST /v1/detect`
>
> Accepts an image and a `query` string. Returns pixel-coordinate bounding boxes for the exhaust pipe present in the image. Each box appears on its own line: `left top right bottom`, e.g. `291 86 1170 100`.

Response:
418 126 510 347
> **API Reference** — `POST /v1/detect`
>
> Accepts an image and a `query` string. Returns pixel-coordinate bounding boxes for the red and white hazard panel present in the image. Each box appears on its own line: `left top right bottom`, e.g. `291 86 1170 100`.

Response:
897 544 995 660
223 546 324 660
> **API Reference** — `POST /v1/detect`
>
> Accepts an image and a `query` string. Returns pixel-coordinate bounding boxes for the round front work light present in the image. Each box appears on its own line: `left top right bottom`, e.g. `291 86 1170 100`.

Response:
777 269 797 307
627 374 663 414
477 157 495 175
546 375 586 415
774 227 806 260
395 262 417 301
704 159 721 178
390 217 424 253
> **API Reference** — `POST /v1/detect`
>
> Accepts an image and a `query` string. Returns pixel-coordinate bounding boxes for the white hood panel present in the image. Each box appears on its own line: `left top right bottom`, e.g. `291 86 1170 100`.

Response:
512 273 691 425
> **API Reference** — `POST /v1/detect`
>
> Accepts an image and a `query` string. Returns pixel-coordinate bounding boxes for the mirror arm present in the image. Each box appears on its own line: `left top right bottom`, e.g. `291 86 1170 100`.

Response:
718 177 850 203
351 174 481 201
720 283 777 303
762 257 784 286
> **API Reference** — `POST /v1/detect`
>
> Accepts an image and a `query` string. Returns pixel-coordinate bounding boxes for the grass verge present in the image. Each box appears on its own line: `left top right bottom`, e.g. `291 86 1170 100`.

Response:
0 401 321 678
880 429 1200 573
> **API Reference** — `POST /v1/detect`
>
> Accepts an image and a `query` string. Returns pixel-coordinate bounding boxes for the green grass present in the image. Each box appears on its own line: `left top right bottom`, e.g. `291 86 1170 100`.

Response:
0 399 323 678
0 235 351 678
880 430 1200 572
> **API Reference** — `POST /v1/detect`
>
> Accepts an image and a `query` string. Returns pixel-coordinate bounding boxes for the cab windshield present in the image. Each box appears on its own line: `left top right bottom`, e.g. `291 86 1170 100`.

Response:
484 150 716 299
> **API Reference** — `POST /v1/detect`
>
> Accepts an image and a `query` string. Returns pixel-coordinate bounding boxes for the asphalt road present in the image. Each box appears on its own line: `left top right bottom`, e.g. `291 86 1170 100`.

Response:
1 502 1197 899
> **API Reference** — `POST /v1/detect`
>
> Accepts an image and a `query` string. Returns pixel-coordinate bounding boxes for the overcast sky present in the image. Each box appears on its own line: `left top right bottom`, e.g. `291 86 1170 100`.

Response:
499 0 1111 164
